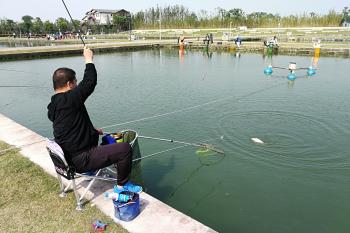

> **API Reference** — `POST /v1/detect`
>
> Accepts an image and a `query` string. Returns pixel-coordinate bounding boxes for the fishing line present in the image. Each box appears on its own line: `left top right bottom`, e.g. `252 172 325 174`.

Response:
1 80 284 155
0 1 87 90
0 85 49 88
166 147 225 201
0 139 47 155
61 0 86 46
101 80 286 130
132 144 188 163
0 68 49 88
0 68 41 74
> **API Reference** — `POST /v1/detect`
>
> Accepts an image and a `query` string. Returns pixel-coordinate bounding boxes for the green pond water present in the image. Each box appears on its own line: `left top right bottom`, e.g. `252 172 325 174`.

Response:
1 49 350 233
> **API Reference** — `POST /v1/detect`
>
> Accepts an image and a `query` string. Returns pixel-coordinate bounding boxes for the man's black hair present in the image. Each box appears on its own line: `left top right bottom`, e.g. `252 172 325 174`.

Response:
52 68 76 90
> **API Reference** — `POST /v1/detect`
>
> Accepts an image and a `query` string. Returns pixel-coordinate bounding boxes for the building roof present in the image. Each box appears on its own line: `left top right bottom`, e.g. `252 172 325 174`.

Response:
85 9 129 15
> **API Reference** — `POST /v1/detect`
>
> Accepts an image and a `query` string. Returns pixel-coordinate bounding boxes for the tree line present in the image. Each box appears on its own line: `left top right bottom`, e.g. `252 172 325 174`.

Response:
0 5 348 35
132 5 347 29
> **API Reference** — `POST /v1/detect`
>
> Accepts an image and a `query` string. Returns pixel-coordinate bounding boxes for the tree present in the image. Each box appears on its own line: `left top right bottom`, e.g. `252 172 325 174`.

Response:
43 20 55 34
71 19 81 32
113 15 128 31
55 17 69 33
228 8 245 25
21 15 33 33
0 19 17 34
32 17 43 34
342 7 350 24
216 7 226 20
228 9 245 20
5 19 16 33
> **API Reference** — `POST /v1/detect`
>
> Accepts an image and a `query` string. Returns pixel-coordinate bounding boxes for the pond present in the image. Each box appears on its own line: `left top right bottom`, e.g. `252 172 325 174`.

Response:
1 49 350 233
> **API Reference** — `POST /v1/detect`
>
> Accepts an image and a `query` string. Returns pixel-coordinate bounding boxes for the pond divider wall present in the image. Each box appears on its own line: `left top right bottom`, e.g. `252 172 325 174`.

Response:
0 40 349 61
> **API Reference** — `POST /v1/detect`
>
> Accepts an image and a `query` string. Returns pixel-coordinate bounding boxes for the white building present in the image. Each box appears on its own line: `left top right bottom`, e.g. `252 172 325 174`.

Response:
343 21 350 27
82 9 130 25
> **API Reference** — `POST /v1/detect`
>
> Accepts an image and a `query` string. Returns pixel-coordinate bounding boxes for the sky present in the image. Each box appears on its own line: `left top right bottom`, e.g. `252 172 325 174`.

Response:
0 0 348 22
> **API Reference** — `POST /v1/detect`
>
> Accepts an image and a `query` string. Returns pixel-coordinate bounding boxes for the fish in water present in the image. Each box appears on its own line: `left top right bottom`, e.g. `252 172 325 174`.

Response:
251 138 264 144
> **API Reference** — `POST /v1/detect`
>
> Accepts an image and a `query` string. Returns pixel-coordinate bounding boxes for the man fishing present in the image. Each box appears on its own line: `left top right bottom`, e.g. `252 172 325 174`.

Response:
47 47 141 193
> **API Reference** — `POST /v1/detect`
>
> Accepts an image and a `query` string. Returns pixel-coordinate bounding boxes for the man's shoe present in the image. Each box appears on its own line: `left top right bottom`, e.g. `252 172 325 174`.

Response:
114 181 143 194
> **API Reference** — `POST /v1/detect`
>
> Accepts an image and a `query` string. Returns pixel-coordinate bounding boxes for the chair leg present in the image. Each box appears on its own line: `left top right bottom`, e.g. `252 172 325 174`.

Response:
63 181 72 193
57 174 67 198
79 169 102 202
71 179 83 211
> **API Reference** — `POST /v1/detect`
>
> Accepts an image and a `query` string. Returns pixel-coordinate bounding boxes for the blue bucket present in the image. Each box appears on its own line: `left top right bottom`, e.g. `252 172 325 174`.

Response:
113 192 140 221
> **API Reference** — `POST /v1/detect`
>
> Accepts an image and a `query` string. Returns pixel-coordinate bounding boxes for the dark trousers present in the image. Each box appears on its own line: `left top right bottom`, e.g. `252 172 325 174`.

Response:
71 142 132 185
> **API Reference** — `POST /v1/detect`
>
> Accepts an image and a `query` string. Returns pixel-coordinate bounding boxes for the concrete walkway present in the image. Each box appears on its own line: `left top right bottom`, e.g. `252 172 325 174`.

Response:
0 40 177 60
1 38 349 59
0 113 216 233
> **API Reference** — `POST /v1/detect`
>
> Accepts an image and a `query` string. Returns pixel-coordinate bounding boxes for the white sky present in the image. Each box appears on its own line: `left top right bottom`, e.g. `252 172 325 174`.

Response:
0 0 347 21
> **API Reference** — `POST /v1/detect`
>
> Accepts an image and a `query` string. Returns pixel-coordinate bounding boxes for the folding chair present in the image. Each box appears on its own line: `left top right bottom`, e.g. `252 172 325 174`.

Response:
46 138 118 211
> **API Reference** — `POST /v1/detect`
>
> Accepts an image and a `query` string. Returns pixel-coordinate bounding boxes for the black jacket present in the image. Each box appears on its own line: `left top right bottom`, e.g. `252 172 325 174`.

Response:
47 63 98 160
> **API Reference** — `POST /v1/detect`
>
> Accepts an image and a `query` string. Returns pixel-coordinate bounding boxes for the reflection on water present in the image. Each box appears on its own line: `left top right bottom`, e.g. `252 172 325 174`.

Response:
0 40 56 48
0 39 85 48
1 50 350 233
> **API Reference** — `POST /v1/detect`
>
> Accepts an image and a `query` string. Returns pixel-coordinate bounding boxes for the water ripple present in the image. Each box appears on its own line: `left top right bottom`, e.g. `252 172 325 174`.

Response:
216 110 350 170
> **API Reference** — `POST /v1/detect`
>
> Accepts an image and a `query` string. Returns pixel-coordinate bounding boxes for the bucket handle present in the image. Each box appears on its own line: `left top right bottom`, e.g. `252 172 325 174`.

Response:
114 201 136 209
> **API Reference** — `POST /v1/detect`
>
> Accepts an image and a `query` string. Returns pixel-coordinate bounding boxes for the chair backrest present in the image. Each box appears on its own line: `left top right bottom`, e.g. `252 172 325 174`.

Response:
46 138 75 180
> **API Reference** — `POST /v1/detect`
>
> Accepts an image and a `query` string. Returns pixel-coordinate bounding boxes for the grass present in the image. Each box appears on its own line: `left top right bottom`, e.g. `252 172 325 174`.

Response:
0 141 128 233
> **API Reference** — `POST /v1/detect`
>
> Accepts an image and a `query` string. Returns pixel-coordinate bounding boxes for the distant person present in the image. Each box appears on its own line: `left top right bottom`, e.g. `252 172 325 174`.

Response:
12 32 16 38
47 47 142 193
179 35 185 49
313 39 321 60
209 33 214 44
313 39 321 49
263 39 268 47
235 36 242 47
203 34 210 45
269 36 279 47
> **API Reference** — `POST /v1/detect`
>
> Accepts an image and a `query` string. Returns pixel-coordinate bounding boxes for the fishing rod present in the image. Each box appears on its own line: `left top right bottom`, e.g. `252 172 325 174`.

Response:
103 131 224 154
138 135 225 154
132 134 225 162
0 133 224 159
61 0 85 46
0 1 84 80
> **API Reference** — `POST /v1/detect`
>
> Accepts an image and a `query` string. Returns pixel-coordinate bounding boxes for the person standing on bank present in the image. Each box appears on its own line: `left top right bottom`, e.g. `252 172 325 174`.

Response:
47 47 142 193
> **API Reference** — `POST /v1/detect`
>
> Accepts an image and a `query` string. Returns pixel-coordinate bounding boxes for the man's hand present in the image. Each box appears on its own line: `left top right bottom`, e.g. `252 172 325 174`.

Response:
95 128 103 135
84 46 93 64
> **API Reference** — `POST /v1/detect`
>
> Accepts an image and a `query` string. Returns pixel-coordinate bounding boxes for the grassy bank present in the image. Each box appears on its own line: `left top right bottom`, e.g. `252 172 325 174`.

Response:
0 141 127 233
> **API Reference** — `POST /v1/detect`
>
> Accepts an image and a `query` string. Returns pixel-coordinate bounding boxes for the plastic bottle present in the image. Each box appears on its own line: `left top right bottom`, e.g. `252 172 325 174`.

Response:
104 191 132 203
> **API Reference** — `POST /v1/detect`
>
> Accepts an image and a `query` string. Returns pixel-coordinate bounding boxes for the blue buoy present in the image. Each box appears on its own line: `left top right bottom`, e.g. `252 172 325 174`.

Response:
287 73 296 81
307 67 316 76
264 66 273 75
